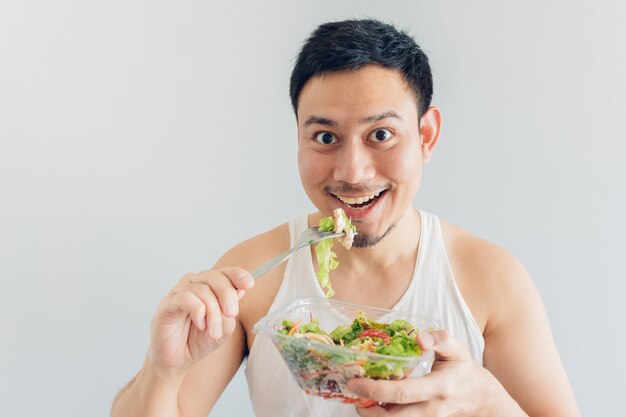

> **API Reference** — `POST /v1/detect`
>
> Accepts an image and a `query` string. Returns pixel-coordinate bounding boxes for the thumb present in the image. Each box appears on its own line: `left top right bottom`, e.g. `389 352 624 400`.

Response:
416 329 471 362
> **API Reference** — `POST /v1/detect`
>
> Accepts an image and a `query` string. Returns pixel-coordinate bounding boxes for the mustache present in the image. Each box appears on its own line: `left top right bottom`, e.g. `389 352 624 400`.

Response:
324 183 390 195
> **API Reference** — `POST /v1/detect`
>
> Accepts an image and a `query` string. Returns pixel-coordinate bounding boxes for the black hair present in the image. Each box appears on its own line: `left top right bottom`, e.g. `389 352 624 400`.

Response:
289 19 433 118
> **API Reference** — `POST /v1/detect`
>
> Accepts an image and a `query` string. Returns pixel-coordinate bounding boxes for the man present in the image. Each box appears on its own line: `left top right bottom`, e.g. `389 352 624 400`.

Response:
112 19 580 417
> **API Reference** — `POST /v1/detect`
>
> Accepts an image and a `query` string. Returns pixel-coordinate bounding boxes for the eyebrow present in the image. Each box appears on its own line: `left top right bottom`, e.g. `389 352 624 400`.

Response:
303 116 337 127
303 111 402 127
360 110 402 124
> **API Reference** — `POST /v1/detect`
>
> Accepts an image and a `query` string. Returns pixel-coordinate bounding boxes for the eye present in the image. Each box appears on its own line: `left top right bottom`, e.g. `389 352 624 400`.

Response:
368 128 393 142
315 132 337 145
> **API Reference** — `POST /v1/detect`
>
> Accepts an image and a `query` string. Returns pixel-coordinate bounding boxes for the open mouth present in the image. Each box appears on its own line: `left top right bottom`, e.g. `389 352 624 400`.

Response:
331 189 388 210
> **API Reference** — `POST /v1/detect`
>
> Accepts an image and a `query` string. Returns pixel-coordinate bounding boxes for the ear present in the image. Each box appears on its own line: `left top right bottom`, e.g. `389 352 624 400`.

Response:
419 106 442 163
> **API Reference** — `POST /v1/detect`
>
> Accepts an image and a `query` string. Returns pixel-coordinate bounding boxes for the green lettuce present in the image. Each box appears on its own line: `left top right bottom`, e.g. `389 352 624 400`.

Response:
315 237 338 298
314 211 357 298
329 324 355 344
353 311 386 331
387 319 415 335
362 359 406 379
377 331 423 357
318 216 335 232
299 320 327 335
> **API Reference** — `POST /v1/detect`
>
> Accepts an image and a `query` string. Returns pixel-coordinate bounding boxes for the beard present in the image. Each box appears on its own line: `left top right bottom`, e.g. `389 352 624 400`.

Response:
352 217 399 248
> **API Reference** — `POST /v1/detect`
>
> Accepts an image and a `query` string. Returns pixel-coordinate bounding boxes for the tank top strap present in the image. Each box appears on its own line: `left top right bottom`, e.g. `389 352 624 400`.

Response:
291 212 309 244
398 210 485 363
266 214 325 314
417 209 439 257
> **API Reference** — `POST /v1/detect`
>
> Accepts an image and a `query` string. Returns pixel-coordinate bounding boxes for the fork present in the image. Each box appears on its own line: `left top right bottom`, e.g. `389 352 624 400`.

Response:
251 227 344 279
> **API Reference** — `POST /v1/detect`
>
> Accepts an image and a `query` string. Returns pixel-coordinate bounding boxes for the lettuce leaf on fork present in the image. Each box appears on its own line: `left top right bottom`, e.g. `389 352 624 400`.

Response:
315 238 339 298
315 209 357 298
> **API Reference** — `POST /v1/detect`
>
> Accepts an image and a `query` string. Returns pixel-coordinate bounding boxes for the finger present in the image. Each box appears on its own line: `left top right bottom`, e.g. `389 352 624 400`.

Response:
203 273 242 318
185 283 224 339
219 266 255 289
416 329 471 361
190 267 254 291
356 402 423 417
347 376 438 405
354 404 385 417
173 268 254 293
171 272 199 292
160 291 207 331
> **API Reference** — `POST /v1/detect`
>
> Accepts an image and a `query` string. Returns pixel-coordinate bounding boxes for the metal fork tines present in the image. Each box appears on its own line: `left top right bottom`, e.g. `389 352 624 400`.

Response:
251 227 343 280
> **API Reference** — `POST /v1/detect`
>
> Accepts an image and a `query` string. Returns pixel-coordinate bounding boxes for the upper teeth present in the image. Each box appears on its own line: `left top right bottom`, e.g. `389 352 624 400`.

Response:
336 190 383 205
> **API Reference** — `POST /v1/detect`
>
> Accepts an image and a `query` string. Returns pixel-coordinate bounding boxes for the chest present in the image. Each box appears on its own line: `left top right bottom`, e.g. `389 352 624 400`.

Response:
324 273 413 309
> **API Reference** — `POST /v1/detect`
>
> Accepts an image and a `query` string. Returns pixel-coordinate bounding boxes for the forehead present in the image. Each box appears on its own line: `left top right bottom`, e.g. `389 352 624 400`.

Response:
297 65 418 123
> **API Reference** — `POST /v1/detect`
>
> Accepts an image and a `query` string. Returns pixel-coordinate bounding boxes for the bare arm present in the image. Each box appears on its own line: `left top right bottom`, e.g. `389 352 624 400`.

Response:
110 264 251 417
111 318 247 417
481 251 581 416
111 224 289 417
345 228 580 416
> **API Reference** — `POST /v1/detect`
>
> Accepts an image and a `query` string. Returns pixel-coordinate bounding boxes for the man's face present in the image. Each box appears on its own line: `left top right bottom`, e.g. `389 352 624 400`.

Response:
297 65 432 247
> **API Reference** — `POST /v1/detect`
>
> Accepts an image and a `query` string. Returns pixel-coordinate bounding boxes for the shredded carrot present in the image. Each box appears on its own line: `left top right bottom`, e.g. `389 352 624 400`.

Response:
287 319 303 336
344 359 366 367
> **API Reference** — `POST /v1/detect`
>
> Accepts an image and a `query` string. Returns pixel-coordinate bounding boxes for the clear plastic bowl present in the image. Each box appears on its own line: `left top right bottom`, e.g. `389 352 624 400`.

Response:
253 296 439 407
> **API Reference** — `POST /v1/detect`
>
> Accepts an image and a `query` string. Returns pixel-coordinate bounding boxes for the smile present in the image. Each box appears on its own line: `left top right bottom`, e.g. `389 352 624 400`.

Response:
332 189 387 209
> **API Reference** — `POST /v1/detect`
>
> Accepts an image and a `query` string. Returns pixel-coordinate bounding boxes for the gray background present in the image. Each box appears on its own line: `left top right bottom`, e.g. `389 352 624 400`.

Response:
1 1 624 416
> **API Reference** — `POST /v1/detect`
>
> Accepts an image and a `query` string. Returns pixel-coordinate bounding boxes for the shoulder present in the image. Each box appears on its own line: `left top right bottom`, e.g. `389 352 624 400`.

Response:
439 219 536 333
214 222 291 271
439 219 529 284
439 219 580 416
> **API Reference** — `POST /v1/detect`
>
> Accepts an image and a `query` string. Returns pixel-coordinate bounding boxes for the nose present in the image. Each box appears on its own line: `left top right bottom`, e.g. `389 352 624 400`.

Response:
332 140 376 184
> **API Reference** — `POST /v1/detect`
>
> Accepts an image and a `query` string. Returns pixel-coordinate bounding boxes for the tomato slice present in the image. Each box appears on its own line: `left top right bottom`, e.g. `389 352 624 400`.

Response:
357 329 391 344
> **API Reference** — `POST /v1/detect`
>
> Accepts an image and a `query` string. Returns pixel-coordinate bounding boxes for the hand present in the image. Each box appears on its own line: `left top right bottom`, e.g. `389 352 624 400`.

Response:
346 330 512 417
147 267 254 378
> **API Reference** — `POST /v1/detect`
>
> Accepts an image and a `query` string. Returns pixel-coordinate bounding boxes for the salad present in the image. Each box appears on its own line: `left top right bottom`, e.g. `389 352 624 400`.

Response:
275 311 426 407
315 208 357 298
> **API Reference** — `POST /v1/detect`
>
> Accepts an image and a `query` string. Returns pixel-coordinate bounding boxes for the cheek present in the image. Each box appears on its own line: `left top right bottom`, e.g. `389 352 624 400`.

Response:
298 149 323 187
383 152 422 198
383 149 423 188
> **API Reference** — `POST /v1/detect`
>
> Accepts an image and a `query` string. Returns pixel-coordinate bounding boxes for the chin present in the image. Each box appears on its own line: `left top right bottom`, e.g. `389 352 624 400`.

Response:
352 221 398 248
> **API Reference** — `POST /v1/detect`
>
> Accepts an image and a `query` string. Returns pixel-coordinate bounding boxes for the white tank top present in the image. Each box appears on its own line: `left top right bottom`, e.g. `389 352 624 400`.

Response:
244 210 484 417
